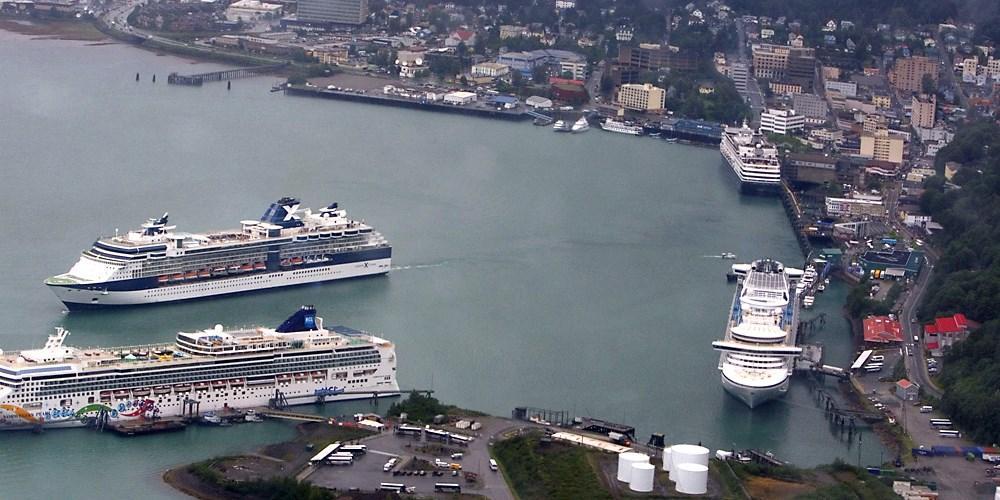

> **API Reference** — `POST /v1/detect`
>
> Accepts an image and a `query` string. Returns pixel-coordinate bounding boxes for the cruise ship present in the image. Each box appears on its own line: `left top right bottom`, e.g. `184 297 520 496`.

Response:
720 122 781 193
712 259 803 408
0 306 399 430
45 197 391 310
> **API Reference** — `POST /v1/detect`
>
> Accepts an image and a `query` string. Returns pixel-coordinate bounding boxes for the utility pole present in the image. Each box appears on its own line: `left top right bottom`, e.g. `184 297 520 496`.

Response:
857 432 863 468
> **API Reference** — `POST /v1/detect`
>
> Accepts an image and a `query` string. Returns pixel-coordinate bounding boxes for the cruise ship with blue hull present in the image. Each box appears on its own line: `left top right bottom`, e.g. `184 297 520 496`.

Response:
45 198 391 310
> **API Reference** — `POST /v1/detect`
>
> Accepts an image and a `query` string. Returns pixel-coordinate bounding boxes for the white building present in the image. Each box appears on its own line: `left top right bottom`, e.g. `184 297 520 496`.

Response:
555 0 575 9
443 91 477 105
824 80 857 97
759 108 805 135
471 62 510 78
728 62 749 93
225 0 283 21
525 96 553 109
825 196 885 217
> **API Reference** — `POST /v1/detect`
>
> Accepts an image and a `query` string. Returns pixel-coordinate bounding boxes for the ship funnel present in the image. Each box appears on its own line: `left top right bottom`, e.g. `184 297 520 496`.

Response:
276 305 319 333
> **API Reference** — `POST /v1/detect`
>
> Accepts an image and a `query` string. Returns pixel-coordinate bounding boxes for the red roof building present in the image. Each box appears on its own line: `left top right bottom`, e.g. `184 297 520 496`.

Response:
863 315 904 343
924 313 969 356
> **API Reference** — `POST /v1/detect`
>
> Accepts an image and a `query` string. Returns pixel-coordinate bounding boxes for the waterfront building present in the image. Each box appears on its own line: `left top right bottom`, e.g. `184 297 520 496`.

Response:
792 93 828 119
297 0 368 25
443 91 477 105
311 45 349 65
617 83 665 112
890 56 937 93
782 152 839 185
471 62 510 78
894 379 919 401
525 95 553 109
825 194 884 217
396 50 426 78
225 0 282 22
862 315 904 344
858 250 923 277
911 93 936 129
759 108 804 135
860 129 905 165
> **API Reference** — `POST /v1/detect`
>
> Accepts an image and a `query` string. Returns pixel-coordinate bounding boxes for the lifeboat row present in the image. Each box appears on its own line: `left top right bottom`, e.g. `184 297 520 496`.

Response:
157 262 268 284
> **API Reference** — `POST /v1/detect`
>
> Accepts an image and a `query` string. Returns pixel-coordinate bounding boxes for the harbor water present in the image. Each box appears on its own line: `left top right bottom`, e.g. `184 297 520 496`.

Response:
0 29 884 498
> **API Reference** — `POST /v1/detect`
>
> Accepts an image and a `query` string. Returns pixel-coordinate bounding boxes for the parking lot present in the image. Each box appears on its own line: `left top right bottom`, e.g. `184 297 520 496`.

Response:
305 417 514 499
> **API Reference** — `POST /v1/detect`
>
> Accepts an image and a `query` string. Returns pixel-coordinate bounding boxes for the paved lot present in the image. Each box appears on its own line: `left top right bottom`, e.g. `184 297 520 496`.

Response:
854 348 993 499
306 417 513 499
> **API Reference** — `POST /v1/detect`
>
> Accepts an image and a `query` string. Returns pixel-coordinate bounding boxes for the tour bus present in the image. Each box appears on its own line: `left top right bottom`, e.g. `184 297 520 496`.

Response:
434 483 462 493
341 444 368 455
379 483 406 493
309 443 342 465
919 405 934 413
396 425 423 437
870 355 885 362
864 363 883 372
327 454 353 466
929 419 953 428
938 430 962 438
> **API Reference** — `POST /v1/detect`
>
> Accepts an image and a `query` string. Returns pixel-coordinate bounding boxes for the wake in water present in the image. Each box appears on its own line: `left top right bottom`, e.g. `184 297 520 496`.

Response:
392 261 448 271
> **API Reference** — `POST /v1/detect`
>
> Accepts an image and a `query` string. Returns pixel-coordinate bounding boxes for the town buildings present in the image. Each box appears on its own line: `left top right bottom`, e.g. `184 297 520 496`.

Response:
863 315 904 344
825 195 885 217
860 129 905 164
889 56 937 93
471 62 510 79
297 0 368 25
924 313 970 357
911 93 936 129
225 0 282 22
759 108 805 134
617 83 666 112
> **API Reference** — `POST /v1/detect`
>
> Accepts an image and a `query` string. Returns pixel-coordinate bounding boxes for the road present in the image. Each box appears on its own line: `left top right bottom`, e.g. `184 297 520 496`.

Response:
732 18 764 121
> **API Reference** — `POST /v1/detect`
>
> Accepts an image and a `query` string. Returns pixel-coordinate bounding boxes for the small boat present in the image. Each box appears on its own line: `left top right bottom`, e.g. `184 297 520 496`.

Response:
533 116 553 126
184 271 198 280
721 252 737 259
157 275 169 284
239 263 253 272
229 264 242 273
817 284 826 292
571 116 590 133
663 137 678 143
294 372 308 380
194 382 210 391
803 295 815 309
245 411 263 423
132 387 151 396
290 257 304 265
552 120 571 132
212 267 227 276
824 278 830 285
99 391 112 401
113 390 129 398
170 273 185 282
253 262 266 271
173 383 192 392
212 380 227 388
280 259 290 266
230 378 244 387
154 386 172 395
311 370 326 380
202 413 222 425
198 269 211 278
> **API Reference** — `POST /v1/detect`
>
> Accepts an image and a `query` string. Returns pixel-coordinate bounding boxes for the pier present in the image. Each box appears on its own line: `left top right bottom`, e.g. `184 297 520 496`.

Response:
284 85 531 121
167 64 288 86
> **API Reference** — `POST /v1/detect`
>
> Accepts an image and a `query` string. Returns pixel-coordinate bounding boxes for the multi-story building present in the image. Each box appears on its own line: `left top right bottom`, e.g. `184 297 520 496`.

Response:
497 49 586 79
470 62 510 78
872 94 891 109
792 93 828 119
825 195 885 217
786 48 817 91
890 56 937 93
769 81 802 95
617 83 666 111
824 80 857 97
782 152 840 185
862 113 886 134
752 43 789 79
618 44 698 72
496 51 547 77
962 57 978 83
759 108 805 135
499 25 528 39
297 0 368 25
911 93 936 129
860 129 905 165
729 61 749 93
989 57 1000 80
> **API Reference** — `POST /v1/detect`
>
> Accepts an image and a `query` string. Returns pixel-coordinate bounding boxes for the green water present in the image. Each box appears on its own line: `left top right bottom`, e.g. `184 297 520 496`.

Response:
0 29 883 498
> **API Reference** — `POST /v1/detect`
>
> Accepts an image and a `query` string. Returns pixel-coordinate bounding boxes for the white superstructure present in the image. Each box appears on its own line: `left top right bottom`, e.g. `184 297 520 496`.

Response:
712 259 802 408
600 118 643 135
45 197 391 309
0 306 399 430
571 116 590 132
720 123 781 192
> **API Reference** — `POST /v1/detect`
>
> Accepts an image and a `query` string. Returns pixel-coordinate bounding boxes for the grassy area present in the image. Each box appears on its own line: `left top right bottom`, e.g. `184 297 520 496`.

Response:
187 457 333 499
493 431 612 500
711 459 750 499
0 18 106 41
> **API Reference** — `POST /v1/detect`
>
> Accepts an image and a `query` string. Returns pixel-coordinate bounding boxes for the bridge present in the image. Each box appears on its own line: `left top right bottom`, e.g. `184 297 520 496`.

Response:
525 109 552 121
167 64 288 86
256 408 329 423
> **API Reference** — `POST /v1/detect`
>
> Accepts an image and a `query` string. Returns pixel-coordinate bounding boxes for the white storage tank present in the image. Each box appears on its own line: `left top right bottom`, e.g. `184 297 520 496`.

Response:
669 444 709 480
675 463 708 494
662 447 673 471
616 452 649 482
629 462 655 492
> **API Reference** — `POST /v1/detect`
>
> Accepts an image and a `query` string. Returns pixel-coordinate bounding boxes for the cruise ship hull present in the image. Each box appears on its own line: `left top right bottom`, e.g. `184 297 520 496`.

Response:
49 257 390 310
720 373 789 408
0 377 400 431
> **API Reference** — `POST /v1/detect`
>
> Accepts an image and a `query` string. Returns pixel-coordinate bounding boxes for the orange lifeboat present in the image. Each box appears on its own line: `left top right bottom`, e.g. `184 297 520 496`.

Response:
198 269 211 278
157 275 169 284
253 262 266 271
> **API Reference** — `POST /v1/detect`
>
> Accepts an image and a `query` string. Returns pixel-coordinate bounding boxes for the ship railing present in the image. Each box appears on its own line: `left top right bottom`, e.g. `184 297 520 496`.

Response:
95 341 178 356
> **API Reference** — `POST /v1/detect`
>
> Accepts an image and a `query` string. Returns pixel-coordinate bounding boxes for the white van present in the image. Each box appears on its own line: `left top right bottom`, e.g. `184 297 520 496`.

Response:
919 406 933 413
489 459 498 471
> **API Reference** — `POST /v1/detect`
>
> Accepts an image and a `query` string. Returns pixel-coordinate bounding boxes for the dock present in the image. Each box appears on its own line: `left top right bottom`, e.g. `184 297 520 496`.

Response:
284 85 530 121
167 64 288 86
256 408 329 423
105 417 189 436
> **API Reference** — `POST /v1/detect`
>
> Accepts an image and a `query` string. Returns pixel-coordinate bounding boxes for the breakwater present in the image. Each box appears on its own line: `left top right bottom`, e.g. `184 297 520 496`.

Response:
284 85 530 121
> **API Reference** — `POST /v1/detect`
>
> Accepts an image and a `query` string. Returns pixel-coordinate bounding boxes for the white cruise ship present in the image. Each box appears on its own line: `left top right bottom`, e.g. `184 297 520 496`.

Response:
45 197 391 310
0 306 399 430
720 123 781 193
712 259 803 408
600 118 643 135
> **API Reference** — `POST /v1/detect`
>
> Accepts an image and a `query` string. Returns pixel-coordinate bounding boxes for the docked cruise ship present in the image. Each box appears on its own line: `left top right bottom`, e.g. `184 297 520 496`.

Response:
720 122 781 193
712 259 803 408
0 306 399 430
45 197 391 309
600 118 643 135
